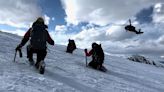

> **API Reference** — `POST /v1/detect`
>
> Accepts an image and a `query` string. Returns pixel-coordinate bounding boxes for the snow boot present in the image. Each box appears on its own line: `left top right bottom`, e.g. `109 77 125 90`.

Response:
99 66 107 72
29 58 34 65
38 60 46 74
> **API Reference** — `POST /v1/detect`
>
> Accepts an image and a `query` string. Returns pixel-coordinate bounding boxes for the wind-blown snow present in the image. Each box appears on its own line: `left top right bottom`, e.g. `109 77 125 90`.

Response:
0 31 164 92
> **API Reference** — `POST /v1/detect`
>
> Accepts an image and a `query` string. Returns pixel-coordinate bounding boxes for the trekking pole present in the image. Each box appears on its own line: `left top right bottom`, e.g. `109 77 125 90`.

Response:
13 50 17 62
85 56 88 67
13 48 22 62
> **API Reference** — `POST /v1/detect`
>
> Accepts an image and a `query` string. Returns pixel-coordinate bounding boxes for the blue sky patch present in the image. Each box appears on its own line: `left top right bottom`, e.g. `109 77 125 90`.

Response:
136 6 154 24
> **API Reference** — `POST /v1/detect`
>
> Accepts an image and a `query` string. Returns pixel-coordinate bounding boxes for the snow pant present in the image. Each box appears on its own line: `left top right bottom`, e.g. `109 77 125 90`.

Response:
66 47 74 53
27 45 47 66
88 61 101 69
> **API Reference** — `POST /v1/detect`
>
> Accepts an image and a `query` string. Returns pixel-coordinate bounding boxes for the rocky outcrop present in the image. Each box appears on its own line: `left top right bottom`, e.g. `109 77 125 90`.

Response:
128 55 164 67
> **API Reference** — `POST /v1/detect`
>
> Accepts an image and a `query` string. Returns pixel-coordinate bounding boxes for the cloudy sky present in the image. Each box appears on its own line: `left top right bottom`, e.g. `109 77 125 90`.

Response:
1 0 164 57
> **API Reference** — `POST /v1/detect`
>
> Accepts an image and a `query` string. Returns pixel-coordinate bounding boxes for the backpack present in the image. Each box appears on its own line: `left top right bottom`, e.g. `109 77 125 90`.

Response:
66 39 76 53
30 24 48 49
92 44 104 65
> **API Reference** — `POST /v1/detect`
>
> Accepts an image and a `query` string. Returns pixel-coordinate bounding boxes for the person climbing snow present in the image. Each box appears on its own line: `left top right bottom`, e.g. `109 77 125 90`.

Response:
15 17 54 74
66 39 76 54
84 42 107 72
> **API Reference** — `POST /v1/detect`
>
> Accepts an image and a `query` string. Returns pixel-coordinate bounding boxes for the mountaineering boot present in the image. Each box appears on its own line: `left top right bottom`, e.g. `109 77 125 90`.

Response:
39 60 46 74
97 65 101 70
35 62 39 69
29 58 34 65
99 66 107 72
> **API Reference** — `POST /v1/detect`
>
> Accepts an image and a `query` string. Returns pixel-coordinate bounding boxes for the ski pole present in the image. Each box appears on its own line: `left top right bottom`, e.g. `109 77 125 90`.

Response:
85 56 88 67
13 50 17 62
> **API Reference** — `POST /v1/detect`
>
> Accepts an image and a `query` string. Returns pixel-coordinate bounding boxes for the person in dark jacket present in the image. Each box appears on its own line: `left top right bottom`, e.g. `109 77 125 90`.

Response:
84 42 104 69
16 17 54 68
66 39 76 54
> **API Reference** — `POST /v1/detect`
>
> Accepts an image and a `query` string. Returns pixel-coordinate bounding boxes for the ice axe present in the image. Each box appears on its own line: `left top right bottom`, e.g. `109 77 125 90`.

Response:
13 49 22 62
13 50 17 62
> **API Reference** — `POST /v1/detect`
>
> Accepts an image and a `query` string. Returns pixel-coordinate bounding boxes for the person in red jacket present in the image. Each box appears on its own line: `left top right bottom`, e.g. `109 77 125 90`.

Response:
16 17 54 68
84 42 104 69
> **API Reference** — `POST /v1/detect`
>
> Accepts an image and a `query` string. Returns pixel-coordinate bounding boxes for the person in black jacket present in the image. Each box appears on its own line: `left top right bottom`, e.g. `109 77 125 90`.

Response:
66 39 76 54
84 42 104 69
16 17 54 69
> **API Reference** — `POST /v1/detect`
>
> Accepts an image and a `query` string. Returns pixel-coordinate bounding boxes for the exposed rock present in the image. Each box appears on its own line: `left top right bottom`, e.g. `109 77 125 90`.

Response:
127 55 164 68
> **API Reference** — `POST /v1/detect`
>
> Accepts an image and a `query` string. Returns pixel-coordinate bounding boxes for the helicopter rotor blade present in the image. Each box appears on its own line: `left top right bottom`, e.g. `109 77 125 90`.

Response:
129 19 132 26
111 24 127 26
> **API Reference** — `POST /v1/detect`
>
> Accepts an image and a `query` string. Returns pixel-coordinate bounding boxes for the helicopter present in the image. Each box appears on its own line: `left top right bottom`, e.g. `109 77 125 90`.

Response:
124 19 144 34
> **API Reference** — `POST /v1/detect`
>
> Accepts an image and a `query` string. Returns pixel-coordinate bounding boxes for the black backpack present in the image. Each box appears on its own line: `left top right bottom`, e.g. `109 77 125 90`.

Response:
92 44 104 65
30 24 48 49
66 39 76 53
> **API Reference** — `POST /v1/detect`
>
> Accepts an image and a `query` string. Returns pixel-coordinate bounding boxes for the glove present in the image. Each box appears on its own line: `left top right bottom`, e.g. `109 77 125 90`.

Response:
15 44 22 51
84 49 87 52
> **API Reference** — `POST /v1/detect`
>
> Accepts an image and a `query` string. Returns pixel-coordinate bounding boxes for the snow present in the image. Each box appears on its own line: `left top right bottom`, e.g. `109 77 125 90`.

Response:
0 31 164 92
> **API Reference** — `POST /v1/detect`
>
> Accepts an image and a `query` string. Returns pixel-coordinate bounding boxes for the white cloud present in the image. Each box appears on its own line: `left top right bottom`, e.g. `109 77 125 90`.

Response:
44 14 50 25
154 3 162 12
103 23 164 56
55 25 67 32
73 28 100 41
61 0 79 25
105 26 136 41
53 25 99 48
0 0 42 28
61 0 159 26
157 35 164 45
53 25 75 45
59 0 164 56
153 3 164 23
52 17 55 21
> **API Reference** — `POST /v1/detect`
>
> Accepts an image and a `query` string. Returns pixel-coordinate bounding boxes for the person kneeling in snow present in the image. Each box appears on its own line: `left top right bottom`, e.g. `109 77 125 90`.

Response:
84 42 105 70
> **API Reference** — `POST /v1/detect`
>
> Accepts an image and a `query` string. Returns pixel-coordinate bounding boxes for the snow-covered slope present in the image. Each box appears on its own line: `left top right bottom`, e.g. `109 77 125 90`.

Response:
0 31 164 92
